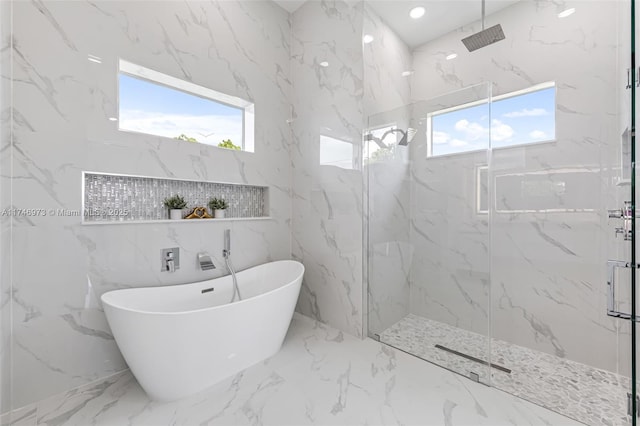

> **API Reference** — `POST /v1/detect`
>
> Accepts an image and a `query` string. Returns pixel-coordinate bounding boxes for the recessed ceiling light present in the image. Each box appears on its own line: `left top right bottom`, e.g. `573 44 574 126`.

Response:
401 70 414 77
409 6 425 19
319 61 329 67
446 53 458 60
363 34 374 44
108 117 118 121
557 8 575 18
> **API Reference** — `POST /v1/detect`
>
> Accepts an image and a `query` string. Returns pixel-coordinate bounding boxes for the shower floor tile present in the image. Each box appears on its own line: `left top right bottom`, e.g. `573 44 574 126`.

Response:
29 314 581 426
379 314 629 426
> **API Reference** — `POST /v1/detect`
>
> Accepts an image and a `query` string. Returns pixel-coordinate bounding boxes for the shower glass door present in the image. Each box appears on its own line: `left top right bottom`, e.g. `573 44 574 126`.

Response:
487 1 637 425
365 83 493 383
364 0 637 424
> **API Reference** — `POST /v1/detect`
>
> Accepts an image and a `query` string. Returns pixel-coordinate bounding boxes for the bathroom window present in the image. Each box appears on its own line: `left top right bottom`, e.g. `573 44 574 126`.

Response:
428 82 556 157
320 135 356 169
118 60 255 152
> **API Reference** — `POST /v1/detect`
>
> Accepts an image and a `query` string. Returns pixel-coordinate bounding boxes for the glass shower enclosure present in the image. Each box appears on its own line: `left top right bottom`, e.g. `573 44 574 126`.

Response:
364 1 638 425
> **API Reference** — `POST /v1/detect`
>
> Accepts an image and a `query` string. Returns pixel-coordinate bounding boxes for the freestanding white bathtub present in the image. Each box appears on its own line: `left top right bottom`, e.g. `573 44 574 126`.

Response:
101 260 304 402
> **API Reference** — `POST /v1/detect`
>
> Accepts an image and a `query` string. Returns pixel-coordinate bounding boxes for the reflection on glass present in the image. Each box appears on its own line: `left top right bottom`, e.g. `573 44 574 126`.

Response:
494 168 596 213
478 166 597 214
319 135 355 169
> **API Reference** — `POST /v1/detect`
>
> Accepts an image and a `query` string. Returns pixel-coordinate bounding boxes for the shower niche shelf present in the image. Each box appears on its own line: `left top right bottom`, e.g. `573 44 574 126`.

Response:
82 172 269 225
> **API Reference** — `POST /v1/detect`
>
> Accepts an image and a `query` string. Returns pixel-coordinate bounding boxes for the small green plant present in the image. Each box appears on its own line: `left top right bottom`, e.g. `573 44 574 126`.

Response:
175 134 198 142
218 139 241 150
163 195 188 209
208 197 229 211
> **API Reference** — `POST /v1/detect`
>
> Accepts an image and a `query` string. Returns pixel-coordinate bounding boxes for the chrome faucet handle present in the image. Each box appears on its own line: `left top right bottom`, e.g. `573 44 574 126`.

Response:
161 248 179 272
608 209 623 219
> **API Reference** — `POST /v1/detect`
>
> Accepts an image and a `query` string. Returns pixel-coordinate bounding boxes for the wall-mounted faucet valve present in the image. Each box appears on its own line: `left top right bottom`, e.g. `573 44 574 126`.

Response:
161 248 180 272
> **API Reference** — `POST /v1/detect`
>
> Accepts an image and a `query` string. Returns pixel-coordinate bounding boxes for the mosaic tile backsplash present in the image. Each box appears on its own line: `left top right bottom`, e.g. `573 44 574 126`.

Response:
83 173 268 222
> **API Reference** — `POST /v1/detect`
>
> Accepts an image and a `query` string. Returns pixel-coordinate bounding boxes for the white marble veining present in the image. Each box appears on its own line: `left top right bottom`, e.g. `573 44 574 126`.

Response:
0 0 13 414
7 0 292 409
291 0 365 338
362 2 413 336
2 0 636 421
381 314 629 426
23 314 582 426
405 0 626 373
364 0 633 421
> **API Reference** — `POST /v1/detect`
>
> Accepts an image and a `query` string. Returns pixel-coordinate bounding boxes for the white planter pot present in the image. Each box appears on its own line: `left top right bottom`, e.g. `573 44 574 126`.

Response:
214 209 225 219
169 209 183 220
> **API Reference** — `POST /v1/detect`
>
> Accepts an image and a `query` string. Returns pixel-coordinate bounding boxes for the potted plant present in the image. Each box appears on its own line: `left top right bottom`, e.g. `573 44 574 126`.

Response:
208 197 229 219
163 195 188 220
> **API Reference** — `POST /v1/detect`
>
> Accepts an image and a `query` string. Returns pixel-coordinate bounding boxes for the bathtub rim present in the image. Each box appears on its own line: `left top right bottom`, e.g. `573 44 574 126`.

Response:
101 259 304 316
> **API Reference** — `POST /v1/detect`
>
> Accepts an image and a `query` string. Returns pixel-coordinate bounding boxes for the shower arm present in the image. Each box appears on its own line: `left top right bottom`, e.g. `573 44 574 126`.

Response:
365 128 408 150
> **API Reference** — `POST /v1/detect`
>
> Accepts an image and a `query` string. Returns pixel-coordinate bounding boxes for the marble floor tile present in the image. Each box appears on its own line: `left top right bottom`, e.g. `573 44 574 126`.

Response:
32 314 582 426
380 314 629 426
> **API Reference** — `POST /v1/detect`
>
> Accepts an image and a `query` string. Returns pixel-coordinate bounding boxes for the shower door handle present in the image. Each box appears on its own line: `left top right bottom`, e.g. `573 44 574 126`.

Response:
607 260 636 320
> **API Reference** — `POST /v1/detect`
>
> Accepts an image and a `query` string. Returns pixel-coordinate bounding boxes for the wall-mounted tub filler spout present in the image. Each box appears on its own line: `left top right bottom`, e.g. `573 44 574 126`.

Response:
161 248 180 272
198 253 216 271
223 229 242 302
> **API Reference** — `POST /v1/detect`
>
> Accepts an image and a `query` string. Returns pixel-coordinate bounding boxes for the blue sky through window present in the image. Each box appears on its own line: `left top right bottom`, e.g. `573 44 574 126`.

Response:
430 86 555 156
119 74 244 147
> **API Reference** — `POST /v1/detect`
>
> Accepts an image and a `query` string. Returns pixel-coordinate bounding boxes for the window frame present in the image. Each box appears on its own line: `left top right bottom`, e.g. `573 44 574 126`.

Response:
118 59 255 152
427 81 556 158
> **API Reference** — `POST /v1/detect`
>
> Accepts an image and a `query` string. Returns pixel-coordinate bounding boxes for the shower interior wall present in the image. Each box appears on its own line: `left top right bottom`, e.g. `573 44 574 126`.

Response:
366 0 630 377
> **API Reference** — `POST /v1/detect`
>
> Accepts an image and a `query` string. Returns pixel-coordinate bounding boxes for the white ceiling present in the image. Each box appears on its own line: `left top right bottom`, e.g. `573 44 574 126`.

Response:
274 0 521 48
367 0 521 48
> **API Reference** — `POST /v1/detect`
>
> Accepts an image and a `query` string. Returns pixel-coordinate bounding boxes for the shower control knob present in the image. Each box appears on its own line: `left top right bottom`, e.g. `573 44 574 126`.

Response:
614 227 632 241
608 209 623 219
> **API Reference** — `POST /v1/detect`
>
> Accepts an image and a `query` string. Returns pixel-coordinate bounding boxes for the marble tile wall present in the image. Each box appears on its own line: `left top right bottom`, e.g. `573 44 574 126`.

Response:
6 0 292 410
4 0 631 417
409 0 625 374
0 0 12 414
362 4 413 336
290 0 365 338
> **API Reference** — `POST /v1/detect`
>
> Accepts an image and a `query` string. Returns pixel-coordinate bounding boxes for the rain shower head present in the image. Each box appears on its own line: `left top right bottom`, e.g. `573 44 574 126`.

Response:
462 0 505 52
462 24 505 52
